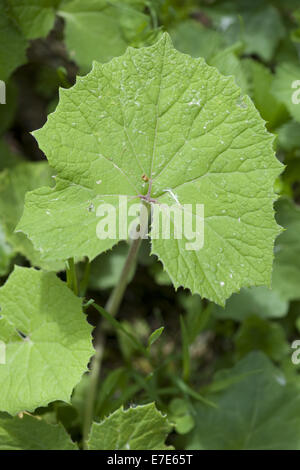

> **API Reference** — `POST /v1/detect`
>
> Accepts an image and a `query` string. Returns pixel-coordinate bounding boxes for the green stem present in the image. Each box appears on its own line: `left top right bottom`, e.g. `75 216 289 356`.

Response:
82 203 148 448
105 201 148 316
80 258 91 297
105 236 142 317
82 335 104 449
66 260 72 290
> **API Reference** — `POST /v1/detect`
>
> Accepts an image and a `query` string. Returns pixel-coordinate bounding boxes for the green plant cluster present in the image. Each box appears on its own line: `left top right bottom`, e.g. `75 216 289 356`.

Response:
0 0 300 450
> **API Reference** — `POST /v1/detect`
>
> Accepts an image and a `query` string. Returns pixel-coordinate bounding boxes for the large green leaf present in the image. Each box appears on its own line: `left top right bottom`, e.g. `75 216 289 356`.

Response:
185 352 300 450
5 0 59 40
88 403 172 450
0 266 93 415
18 34 282 305
58 0 153 73
0 413 77 450
0 162 63 271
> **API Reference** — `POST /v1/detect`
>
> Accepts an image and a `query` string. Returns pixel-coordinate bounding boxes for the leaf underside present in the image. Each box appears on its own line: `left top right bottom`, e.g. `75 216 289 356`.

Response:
17 33 282 304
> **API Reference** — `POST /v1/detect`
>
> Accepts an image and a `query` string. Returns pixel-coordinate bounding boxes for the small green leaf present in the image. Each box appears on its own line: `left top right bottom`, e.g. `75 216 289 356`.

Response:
173 414 194 435
168 398 195 435
58 0 153 72
0 266 94 415
148 326 164 348
88 403 173 450
0 413 77 450
186 352 300 450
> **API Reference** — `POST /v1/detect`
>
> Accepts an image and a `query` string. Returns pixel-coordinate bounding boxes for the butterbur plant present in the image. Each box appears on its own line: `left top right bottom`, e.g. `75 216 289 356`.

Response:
0 0 300 452
18 34 282 304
